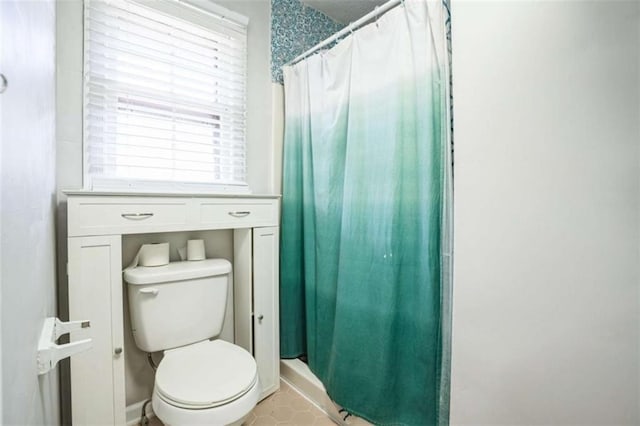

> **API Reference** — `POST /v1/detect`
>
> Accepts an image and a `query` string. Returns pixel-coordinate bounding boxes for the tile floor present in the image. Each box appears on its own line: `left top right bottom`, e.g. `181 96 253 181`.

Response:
244 380 335 425
147 380 372 426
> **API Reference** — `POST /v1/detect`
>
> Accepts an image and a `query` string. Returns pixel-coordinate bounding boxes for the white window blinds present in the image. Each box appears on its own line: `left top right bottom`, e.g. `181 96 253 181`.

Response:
84 0 248 191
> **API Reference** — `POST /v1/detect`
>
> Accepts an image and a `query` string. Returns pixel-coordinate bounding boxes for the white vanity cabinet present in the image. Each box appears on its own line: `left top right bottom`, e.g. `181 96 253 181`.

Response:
66 192 280 425
252 227 280 397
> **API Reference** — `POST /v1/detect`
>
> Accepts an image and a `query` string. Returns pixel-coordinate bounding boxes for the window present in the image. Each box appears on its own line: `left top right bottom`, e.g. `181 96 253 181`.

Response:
84 0 248 191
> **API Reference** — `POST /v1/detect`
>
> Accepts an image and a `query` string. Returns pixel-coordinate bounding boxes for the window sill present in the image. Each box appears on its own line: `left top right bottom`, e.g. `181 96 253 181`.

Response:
62 189 281 199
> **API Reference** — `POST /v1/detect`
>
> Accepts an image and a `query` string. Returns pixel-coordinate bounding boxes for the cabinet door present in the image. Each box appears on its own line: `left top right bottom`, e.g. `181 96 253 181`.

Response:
68 235 125 425
253 226 280 398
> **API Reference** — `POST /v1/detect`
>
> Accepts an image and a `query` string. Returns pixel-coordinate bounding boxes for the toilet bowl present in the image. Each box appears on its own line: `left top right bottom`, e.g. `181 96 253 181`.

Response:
152 340 261 426
124 259 260 426
153 380 261 426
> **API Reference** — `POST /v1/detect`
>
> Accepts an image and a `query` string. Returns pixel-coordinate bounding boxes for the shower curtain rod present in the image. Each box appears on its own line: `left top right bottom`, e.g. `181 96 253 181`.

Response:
283 0 403 67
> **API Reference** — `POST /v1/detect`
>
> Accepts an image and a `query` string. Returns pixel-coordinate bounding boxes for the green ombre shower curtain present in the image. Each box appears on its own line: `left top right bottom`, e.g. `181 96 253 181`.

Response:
280 1 452 425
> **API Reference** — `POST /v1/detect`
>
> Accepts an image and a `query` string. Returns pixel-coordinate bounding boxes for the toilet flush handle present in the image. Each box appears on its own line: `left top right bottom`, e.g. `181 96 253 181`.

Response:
139 288 159 296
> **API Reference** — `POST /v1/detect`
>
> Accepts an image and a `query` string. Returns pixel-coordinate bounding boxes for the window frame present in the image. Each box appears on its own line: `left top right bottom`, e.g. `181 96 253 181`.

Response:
82 0 251 194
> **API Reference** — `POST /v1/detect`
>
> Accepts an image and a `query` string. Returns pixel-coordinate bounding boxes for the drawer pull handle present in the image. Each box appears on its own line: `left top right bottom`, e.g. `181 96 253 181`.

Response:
228 211 251 218
121 213 154 220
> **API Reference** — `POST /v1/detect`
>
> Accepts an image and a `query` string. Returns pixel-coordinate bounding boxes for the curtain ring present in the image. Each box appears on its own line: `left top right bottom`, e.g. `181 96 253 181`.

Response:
349 23 354 35
374 6 380 27
400 0 405 7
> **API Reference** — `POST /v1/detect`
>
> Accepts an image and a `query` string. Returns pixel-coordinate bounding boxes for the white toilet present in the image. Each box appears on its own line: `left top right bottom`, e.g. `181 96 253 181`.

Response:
124 259 261 426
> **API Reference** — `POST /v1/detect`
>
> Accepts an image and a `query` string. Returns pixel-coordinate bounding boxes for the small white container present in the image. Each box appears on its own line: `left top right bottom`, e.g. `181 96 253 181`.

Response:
187 239 206 261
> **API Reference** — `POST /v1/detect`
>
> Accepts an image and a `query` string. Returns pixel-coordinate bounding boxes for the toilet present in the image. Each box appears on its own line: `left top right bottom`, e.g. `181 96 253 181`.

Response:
124 259 261 426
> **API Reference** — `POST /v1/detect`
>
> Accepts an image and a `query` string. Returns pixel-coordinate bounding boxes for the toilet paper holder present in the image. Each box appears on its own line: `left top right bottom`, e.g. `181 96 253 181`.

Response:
37 317 92 375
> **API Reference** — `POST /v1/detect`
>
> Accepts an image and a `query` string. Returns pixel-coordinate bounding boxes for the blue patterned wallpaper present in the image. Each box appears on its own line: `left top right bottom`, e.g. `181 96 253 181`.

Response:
271 0 344 84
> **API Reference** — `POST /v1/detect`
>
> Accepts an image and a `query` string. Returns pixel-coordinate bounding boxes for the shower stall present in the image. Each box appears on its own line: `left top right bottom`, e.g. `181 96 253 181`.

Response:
278 0 453 424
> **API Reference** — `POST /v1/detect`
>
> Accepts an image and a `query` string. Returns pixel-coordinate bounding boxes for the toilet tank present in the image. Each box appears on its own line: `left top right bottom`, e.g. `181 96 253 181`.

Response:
124 259 232 353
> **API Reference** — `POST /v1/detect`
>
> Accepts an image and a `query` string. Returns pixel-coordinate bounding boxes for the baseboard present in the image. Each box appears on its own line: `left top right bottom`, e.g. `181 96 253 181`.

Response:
126 399 155 426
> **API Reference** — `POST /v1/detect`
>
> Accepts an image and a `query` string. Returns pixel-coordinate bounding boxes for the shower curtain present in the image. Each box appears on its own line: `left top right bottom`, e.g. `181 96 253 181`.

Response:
280 1 452 425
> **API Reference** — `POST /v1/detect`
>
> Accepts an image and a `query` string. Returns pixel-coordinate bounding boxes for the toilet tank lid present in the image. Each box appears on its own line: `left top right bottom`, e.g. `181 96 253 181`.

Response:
124 259 232 285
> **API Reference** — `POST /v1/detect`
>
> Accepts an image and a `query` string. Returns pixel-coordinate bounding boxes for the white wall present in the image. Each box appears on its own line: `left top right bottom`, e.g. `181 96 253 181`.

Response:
451 1 640 424
271 83 285 193
0 0 60 424
215 0 274 195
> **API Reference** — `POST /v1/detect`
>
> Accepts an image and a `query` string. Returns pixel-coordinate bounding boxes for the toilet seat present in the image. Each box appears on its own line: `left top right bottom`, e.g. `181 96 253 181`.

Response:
155 339 258 410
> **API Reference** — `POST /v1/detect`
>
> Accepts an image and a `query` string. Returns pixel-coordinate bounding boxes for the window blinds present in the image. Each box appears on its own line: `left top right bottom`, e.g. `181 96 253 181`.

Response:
84 0 248 190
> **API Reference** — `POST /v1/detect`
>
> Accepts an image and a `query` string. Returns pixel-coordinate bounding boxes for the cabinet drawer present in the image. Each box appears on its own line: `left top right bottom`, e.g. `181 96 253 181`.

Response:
198 200 278 229
68 197 191 236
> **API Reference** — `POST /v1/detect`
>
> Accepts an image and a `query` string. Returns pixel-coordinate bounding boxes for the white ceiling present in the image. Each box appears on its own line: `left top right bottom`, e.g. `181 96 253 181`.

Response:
300 0 388 24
